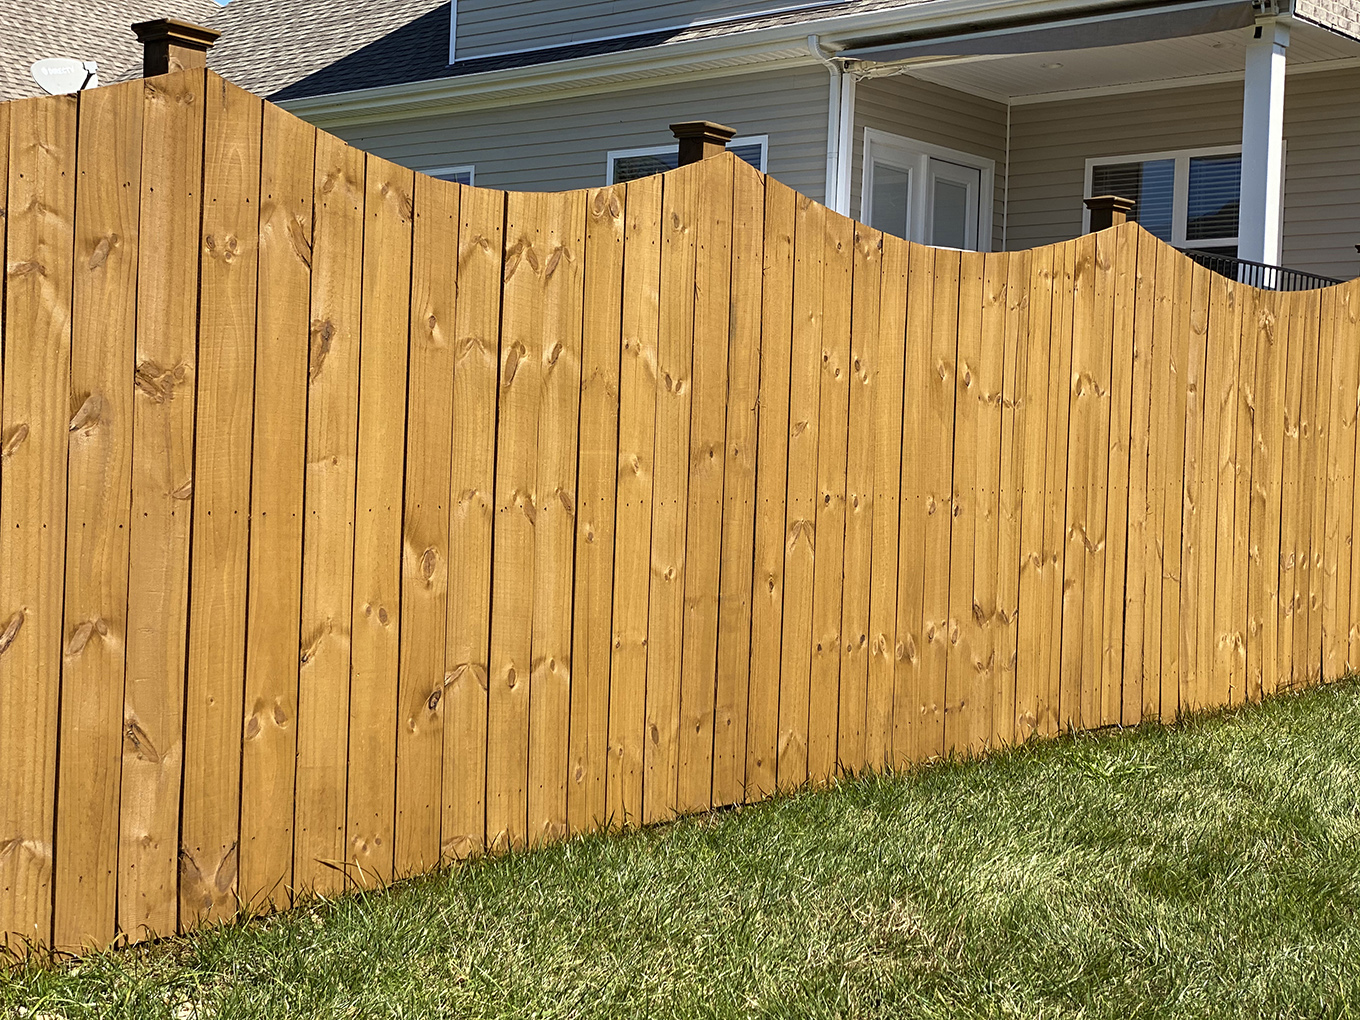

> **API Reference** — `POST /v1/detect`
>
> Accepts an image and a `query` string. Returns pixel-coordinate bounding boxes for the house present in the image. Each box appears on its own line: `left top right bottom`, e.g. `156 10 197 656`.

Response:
201 0 1360 281
0 0 221 101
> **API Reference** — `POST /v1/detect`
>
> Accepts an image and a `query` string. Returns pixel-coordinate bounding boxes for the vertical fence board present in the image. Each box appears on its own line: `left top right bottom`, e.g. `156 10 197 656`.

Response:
1176 265 1212 713
295 131 365 891
677 156 733 812
1276 292 1307 693
1230 284 1260 705
239 105 314 910
53 80 141 950
837 225 881 773
1140 239 1173 719
1196 271 1231 712
1082 230 1116 729
443 186 504 858
487 190 546 850
712 161 764 805
119 70 205 940
745 179 795 797
347 156 413 881
178 78 260 927
1122 231 1156 725
568 184 624 832
1016 245 1055 740
1209 275 1245 708
776 194 823 791
0 93 76 951
1250 292 1286 702
527 189 585 843
807 209 852 784
1301 292 1328 688
977 253 1008 750
996 250 1030 745
607 175 661 826
394 174 457 876
644 169 697 821
1322 283 1357 676
1045 242 1077 733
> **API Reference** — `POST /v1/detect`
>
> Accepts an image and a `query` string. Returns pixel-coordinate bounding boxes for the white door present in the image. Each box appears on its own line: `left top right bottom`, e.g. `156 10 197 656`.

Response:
861 130 993 251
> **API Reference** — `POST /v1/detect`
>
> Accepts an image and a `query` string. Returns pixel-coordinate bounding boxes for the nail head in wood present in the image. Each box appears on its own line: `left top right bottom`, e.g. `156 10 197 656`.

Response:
132 18 221 77
1085 194 1137 232
670 120 738 166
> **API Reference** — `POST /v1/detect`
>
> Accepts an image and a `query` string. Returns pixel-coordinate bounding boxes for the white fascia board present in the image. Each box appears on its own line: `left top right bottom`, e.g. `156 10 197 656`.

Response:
278 0 1162 125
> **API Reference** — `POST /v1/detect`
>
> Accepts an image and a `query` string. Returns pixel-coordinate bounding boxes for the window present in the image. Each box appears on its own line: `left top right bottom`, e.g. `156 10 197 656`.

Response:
426 165 475 186
1085 147 1244 257
606 136 768 185
859 129 994 251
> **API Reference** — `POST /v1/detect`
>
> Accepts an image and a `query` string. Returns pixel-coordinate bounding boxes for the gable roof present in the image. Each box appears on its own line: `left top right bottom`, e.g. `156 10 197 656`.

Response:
0 0 222 101
206 0 923 101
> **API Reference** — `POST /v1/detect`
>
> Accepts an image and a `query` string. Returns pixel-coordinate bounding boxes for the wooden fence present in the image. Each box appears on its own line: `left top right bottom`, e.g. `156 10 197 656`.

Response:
2 69 1358 953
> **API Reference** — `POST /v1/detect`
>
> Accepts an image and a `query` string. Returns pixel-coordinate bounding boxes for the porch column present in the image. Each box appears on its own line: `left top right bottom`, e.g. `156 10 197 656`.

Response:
1238 17 1289 266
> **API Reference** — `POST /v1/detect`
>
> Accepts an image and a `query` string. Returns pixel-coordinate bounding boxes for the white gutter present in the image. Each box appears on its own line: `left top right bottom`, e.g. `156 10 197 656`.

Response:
807 35 842 213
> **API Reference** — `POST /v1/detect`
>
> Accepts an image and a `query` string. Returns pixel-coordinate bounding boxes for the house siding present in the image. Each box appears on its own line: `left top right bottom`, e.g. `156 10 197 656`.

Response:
330 66 831 200
1006 67 1360 281
849 75 1008 250
454 0 820 59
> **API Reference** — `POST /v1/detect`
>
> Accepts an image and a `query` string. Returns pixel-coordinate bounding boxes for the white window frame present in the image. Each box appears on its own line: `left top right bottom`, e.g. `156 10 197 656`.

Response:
425 164 476 186
1083 144 1246 250
859 128 995 253
604 135 769 186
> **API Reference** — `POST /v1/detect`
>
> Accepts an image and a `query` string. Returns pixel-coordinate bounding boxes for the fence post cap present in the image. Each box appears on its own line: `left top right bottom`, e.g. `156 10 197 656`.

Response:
1084 194 1137 215
669 120 738 144
131 17 221 48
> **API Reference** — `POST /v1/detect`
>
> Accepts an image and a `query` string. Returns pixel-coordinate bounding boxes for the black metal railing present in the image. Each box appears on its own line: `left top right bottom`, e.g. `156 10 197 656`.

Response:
1183 249 1343 292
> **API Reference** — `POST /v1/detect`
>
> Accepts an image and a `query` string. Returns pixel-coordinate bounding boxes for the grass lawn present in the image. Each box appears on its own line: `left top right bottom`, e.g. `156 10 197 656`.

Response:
5 679 1360 1019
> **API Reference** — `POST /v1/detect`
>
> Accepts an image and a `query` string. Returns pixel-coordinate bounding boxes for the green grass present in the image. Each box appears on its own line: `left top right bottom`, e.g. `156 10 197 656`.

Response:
6 680 1360 1019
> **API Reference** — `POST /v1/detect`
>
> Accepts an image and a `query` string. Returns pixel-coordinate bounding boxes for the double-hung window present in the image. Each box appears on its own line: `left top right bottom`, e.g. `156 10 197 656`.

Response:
1085 146 1244 258
606 136 768 185
426 165 475 186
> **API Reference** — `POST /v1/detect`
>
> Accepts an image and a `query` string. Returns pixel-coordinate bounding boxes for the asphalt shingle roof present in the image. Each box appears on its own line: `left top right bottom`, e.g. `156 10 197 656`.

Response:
0 0 221 100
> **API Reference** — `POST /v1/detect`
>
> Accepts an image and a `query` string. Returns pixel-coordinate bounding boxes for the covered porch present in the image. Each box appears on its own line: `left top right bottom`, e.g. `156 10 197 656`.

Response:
824 0 1360 283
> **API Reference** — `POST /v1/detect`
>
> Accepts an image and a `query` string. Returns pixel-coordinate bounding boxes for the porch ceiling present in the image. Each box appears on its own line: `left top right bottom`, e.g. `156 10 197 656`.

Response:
885 19 1360 103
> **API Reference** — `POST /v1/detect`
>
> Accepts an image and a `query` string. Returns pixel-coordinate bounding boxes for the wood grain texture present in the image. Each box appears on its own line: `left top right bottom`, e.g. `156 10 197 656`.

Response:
295 131 365 892
394 173 457 877
443 185 504 858
712 159 764 806
1044 243 1077 734
239 103 314 911
0 92 77 952
347 155 413 882
1322 282 1358 676
568 184 624 833
53 80 141 950
607 174 661 827
996 250 1030 745
180 79 260 927
120 70 205 941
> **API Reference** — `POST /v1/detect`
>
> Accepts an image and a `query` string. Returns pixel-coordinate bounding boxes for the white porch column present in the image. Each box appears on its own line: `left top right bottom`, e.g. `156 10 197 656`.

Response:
1238 17 1289 266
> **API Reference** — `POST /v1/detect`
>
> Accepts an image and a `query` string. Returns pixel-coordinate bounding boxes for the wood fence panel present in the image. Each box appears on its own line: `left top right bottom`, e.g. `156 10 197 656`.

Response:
526 189 585 844
1301 291 1329 688
807 209 853 784
837 225 882 773
776 194 825 791
996 250 1030 745
1177 264 1212 713
568 184 625 833
1342 282 1360 672
711 162 764 805
1081 230 1115 730
0 92 76 952
1139 238 1173 719
645 169 697 820
394 173 458 876
53 80 142 950
745 179 795 798
1199 271 1233 711
347 155 413 881
295 131 365 891
678 155 734 812
607 174 661 826
488 190 546 851
443 185 505 857
179 78 260 926
1046 242 1077 733
120 69 206 941
1277 292 1307 692
239 104 315 910
1322 282 1358 675
1015 245 1055 740
1229 285 1259 705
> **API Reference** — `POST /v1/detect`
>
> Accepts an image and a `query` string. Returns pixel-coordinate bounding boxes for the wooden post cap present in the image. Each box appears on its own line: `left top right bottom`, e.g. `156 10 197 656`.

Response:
132 18 221 77
1085 194 1137 232
670 120 738 166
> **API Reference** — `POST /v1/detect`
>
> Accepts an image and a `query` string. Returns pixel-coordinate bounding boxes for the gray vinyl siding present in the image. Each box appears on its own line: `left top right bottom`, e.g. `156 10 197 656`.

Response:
850 76 1008 250
1006 68 1360 281
455 0 816 59
330 66 831 200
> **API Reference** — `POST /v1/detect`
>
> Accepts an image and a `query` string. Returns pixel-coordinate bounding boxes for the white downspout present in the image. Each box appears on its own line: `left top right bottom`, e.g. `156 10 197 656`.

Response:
835 71 855 216
808 35 842 213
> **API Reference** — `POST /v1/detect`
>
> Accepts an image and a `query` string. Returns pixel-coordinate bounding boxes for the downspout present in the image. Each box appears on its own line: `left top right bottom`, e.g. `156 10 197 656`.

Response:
808 35 842 214
835 69 855 216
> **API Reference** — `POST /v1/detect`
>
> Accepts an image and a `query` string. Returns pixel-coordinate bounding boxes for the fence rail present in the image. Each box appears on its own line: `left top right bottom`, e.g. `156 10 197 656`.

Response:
2 70 1359 953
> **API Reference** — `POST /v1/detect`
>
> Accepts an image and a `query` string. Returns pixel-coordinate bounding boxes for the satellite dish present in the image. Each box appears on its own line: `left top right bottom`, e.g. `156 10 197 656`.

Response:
30 58 98 95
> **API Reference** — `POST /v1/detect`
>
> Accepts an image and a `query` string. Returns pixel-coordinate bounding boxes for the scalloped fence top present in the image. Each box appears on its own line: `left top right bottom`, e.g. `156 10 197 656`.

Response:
1 70 1358 956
